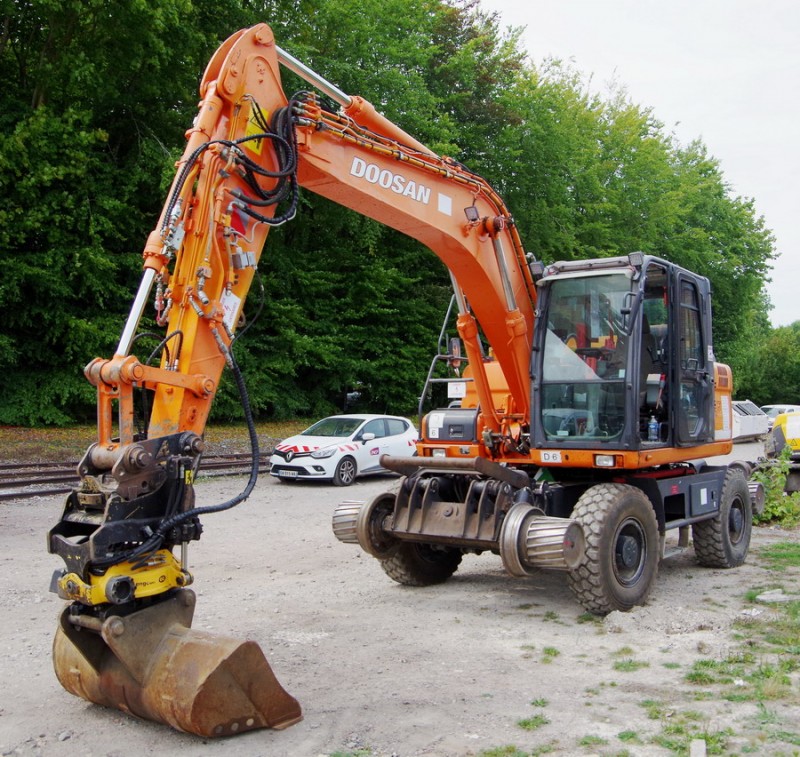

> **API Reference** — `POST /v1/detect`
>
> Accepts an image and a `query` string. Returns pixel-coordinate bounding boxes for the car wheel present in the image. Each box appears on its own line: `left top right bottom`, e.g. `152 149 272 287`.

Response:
333 456 357 486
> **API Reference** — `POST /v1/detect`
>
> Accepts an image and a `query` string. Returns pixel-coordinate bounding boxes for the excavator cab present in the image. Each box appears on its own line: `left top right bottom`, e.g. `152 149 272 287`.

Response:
531 253 723 458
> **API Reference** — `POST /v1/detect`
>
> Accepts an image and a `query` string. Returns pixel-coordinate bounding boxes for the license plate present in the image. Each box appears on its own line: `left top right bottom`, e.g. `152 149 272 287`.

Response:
277 470 298 478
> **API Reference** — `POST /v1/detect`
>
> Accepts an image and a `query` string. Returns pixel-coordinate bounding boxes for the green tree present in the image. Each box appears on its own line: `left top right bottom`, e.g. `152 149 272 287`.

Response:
0 0 778 426
739 323 800 405
0 0 254 424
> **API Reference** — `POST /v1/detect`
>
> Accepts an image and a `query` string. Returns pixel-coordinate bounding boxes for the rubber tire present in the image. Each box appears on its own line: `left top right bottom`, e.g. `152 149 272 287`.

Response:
568 483 660 615
692 468 752 568
333 456 357 486
380 543 463 586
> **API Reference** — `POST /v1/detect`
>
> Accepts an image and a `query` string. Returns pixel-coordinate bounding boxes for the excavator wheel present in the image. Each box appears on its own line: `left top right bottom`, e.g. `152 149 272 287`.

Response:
568 483 660 615
692 468 752 568
380 543 463 586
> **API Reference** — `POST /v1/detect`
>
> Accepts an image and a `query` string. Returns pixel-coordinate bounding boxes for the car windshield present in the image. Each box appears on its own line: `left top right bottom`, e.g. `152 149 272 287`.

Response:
301 417 363 438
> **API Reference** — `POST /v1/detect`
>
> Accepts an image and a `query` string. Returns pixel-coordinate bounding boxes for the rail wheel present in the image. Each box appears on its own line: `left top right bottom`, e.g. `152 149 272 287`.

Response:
381 543 463 586
568 483 660 615
355 492 399 558
692 468 752 568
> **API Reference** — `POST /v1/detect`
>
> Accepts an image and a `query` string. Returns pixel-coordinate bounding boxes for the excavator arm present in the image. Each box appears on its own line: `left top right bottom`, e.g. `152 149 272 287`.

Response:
47 23 538 738
113 24 534 454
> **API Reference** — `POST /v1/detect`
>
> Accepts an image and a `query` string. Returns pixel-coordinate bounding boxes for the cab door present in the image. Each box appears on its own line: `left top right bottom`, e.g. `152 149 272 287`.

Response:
672 273 714 445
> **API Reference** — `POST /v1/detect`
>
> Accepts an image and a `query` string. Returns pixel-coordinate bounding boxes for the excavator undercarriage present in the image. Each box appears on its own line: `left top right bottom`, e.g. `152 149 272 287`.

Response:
333 455 586 581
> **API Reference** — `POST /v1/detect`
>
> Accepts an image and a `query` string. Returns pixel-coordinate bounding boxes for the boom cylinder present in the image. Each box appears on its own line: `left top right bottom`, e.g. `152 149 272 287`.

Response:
117 268 158 357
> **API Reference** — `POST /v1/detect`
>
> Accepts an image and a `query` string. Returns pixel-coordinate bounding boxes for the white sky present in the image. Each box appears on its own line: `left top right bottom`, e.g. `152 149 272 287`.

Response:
480 0 799 327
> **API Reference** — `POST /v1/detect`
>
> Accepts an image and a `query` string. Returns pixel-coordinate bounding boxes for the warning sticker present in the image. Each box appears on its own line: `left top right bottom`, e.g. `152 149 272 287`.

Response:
244 109 268 155
221 290 242 331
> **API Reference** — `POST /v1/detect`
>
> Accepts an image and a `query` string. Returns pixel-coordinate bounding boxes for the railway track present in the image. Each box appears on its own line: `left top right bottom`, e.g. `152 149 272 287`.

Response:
0 453 271 502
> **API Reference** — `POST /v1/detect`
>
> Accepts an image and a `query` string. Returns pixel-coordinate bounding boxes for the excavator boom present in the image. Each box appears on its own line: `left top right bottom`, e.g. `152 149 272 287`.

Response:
47 23 537 737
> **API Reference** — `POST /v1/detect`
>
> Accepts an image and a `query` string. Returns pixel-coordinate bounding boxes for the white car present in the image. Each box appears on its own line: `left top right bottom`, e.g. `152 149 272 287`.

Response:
269 414 418 486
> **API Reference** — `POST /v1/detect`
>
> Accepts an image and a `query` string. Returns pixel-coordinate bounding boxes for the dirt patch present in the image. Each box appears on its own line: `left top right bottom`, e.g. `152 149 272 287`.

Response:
2 472 798 757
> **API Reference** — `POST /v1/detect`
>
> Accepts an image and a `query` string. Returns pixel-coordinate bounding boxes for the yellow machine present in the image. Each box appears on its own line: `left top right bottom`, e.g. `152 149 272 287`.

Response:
766 411 800 492
48 23 755 738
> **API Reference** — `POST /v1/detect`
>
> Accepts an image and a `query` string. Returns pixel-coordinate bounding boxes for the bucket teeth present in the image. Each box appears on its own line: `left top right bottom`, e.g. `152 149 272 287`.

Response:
53 589 301 737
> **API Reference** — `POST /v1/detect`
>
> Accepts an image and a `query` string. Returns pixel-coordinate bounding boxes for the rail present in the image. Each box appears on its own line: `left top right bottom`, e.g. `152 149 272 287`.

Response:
0 453 271 502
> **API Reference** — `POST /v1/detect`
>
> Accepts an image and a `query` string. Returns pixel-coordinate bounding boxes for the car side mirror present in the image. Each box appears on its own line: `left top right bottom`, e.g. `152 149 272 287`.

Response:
360 432 376 443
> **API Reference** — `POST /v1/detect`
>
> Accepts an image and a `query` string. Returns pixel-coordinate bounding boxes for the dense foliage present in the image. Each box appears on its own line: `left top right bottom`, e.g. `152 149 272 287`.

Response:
752 447 800 526
0 0 777 425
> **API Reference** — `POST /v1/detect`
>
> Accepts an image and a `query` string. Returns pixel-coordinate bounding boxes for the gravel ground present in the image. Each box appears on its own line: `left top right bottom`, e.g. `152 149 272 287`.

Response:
2 441 799 756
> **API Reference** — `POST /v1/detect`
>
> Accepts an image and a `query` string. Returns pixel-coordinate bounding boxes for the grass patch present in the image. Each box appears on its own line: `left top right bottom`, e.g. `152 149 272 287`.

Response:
771 730 800 747
684 654 753 686
648 708 732 755
734 600 800 660
577 734 606 746
638 699 665 719
478 747 529 757
0 420 311 463
478 746 558 757
613 659 649 672
760 541 800 570
517 714 550 731
530 697 548 707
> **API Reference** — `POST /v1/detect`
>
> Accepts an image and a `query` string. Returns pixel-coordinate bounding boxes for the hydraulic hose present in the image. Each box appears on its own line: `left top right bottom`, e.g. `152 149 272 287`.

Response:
90 342 260 570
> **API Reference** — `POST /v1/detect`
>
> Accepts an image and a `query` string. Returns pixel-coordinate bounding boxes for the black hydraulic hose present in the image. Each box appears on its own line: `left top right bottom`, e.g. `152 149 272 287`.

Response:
230 271 265 348
182 343 260 517
89 341 260 571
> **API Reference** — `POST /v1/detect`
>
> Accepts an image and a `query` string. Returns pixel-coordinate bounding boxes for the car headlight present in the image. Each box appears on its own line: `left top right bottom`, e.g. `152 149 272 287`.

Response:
310 447 337 459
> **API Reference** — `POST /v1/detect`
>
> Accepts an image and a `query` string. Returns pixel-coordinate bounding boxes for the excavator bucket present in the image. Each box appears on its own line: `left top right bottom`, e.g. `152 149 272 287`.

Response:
52 589 301 737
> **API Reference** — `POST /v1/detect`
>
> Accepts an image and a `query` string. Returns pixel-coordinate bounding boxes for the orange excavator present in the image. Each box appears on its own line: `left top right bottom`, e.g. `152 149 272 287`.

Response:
48 23 756 739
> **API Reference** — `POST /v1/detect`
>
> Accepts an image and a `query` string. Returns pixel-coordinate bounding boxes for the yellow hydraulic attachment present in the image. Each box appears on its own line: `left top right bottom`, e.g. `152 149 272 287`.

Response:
54 550 189 606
